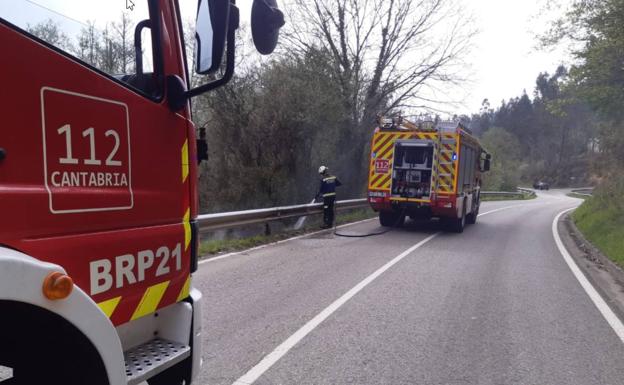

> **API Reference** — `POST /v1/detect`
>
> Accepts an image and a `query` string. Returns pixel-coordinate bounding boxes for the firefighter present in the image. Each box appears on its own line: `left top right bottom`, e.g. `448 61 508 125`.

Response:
317 166 342 229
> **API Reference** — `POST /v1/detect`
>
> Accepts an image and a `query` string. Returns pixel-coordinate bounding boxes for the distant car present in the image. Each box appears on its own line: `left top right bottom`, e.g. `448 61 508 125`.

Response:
533 181 550 190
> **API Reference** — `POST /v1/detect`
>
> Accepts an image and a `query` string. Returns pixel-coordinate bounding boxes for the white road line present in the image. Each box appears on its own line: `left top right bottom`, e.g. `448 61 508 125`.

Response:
199 218 377 265
230 204 526 385
553 208 624 343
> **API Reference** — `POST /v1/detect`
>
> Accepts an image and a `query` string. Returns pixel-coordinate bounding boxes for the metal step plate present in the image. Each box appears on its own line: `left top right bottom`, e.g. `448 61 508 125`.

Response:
124 338 190 385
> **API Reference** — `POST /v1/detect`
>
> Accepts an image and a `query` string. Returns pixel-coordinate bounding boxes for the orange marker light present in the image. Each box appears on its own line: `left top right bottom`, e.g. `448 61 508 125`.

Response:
42 272 74 300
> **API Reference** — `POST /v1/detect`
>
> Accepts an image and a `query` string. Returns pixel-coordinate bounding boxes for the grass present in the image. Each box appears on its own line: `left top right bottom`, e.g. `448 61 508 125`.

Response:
199 234 283 255
199 208 377 257
573 196 624 268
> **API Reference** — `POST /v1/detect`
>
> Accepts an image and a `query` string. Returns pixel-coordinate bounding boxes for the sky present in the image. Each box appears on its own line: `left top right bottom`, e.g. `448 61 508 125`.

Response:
1 0 573 115
458 0 573 113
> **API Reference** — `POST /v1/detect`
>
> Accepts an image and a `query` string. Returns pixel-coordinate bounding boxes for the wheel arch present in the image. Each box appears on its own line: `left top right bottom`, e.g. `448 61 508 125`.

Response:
0 246 126 385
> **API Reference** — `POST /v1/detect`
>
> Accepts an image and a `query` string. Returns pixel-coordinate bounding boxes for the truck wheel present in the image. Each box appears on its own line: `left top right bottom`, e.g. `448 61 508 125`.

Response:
466 203 479 225
148 372 185 385
449 203 466 233
379 211 404 227
0 301 109 385
147 357 190 385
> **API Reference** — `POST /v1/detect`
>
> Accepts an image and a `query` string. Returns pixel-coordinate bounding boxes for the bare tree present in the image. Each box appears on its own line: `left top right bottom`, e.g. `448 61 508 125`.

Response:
98 25 117 74
27 19 73 51
285 0 474 123
112 12 135 74
76 22 100 68
283 0 475 187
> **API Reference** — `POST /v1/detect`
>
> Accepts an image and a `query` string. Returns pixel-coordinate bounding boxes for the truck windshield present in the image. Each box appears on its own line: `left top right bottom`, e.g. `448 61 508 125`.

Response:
0 0 156 95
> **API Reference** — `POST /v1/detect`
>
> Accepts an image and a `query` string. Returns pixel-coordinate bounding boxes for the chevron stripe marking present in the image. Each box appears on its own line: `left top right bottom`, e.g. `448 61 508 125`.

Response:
181 140 189 183
97 296 122 318
177 275 191 302
131 281 170 321
374 174 392 189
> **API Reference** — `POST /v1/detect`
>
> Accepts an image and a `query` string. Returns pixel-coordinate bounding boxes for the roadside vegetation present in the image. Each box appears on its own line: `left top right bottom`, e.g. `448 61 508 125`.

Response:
544 0 624 268
199 208 376 257
573 181 624 268
472 0 624 267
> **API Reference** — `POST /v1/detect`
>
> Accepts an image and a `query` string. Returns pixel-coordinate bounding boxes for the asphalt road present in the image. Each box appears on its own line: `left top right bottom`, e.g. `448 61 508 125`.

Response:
193 190 624 385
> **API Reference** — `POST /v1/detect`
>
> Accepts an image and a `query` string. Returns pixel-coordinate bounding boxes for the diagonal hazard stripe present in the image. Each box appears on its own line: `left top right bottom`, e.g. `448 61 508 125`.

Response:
372 135 391 154
376 135 400 158
378 134 407 159
372 133 388 148
371 134 382 148
97 296 121 318
373 134 394 152
411 133 435 140
131 281 170 320
183 208 191 251
369 173 385 187
181 140 189 183
177 275 191 302
374 174 391 189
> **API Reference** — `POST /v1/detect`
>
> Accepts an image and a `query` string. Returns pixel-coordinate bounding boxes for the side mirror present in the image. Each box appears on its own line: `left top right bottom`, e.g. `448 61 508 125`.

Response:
251 0 285 55
169 0 284 111
482 153 491 172
195 0 231 74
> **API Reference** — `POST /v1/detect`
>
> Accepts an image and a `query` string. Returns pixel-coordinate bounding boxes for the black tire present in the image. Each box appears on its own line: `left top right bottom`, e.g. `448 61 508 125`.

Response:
448 202 466 233
147 357 191 385
1 301 109 385
379 211 404 227
466 198 479 225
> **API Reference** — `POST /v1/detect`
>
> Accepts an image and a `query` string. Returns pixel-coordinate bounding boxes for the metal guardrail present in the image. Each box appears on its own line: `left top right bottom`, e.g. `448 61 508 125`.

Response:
481 191 522 196
571 187 594 196
197 198 368 231
197 188 536 231
481 188 535 197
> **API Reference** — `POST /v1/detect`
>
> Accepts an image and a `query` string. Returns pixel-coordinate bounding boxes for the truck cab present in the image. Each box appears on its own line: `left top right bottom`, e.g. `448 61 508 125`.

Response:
0 1 282 384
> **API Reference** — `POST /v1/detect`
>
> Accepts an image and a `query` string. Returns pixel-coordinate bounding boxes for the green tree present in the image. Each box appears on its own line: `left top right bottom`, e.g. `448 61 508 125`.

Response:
544 0 624 172
480 128 522 191
196 49 349 212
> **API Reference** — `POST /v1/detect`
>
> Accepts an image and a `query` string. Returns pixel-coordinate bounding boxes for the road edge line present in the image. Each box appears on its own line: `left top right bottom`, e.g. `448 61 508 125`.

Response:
553 208 624 343
230 204 527 385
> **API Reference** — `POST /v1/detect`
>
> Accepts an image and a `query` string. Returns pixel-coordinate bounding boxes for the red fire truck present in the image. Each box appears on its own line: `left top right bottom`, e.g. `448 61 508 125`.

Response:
0 1 283 384
368 117 491 233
